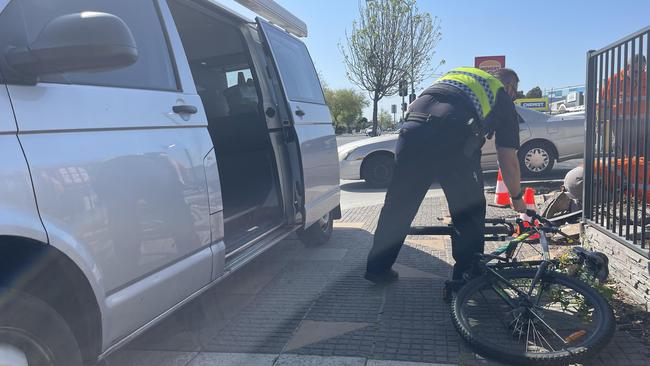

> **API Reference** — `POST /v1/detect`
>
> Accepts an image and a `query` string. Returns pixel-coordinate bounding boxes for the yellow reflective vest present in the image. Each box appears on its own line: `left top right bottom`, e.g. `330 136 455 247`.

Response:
435 67 504 120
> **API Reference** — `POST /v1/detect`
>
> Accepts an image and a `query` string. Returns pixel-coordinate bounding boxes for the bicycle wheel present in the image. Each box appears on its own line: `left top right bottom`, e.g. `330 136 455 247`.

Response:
451 268 615 365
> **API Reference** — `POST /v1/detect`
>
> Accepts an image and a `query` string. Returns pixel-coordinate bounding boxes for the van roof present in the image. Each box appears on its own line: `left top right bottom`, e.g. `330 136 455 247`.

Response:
207 0 308 37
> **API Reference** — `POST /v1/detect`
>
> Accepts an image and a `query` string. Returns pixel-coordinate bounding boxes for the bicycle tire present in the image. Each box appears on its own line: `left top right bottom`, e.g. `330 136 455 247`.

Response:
451 268 615 366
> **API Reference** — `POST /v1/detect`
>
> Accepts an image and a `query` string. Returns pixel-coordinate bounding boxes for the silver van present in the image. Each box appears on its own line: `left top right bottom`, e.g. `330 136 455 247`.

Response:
0 0 340 364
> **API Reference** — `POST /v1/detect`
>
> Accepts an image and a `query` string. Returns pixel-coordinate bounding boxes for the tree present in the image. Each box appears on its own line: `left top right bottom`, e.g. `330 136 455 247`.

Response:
323 87 369 131
340 0 442 136
516 90 526 100
378 109 394 130
357 117 370 131
526 86 543 98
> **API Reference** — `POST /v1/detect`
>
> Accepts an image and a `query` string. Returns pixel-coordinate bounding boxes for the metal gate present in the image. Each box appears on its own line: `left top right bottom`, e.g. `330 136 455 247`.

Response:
584 27 650 257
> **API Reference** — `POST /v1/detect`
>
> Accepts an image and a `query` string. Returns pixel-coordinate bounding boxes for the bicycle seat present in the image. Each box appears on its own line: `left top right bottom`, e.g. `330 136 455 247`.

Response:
573 247 609 282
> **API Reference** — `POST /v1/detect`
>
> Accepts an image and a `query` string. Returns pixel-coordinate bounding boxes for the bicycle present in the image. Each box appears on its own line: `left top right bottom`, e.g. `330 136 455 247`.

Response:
411 210 615 365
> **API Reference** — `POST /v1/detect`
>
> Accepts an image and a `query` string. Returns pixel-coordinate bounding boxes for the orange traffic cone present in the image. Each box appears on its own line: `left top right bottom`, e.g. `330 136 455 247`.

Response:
494 169 510 207
520 187 537 222
520 188 540 239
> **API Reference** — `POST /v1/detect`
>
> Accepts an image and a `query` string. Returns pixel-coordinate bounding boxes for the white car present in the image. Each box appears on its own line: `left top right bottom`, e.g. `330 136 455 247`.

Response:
365 126 382 136
339 106 585 187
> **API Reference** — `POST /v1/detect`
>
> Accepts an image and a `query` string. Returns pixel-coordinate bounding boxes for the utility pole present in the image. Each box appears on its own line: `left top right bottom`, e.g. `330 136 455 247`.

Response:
409 6 416 103
399 79 408 119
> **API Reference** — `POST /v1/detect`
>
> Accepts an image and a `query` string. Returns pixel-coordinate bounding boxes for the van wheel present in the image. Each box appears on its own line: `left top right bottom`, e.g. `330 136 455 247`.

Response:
0 288 83 366
363 154 394 188
297 212 333 246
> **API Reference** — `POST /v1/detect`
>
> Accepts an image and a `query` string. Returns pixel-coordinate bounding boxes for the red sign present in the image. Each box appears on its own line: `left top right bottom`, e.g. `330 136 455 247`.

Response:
474 56 506 73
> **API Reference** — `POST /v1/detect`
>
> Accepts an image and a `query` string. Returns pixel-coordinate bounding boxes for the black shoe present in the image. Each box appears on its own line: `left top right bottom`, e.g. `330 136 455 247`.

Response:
364 269 399 284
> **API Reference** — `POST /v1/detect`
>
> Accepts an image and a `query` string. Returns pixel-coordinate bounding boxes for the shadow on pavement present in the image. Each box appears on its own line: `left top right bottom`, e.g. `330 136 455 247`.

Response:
104 197 645 366
339 181 386 192
104 226 482 365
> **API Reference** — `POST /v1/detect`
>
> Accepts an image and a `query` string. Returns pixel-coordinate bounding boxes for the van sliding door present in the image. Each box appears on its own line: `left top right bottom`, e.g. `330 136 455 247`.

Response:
256 18 340 227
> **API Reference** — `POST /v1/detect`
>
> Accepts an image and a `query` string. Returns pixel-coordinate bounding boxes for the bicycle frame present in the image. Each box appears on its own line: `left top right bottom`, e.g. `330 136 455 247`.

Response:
420 210 579 308
480 222 559 310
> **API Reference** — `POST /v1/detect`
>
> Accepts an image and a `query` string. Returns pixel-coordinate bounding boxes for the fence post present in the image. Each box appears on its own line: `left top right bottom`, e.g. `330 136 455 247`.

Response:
584 50 597 221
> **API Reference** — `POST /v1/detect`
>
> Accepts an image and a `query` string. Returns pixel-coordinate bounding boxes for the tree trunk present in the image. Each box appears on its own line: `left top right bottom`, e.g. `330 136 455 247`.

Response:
372 92 379 136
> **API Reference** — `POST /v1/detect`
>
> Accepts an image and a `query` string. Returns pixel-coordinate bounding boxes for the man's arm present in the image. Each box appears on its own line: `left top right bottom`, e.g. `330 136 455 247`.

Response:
497 147 526 212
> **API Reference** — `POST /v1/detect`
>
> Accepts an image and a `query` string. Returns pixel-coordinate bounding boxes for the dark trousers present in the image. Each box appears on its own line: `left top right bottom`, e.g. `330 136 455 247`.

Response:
366 120 486 280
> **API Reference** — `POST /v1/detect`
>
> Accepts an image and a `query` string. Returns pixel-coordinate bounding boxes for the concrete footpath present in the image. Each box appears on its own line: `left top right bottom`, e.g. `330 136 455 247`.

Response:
105 196 650 366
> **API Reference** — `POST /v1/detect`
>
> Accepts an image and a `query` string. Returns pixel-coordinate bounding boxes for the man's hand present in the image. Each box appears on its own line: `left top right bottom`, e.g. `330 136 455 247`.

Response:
511 197 527 213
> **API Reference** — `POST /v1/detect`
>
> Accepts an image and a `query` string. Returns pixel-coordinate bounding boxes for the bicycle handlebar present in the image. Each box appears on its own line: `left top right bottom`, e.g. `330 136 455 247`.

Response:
525 210 554 227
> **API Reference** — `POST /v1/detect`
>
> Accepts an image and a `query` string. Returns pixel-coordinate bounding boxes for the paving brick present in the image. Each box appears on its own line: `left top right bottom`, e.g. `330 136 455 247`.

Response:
275 354 366 366
104 350 197 366
108 195 650 366
188 352 277 366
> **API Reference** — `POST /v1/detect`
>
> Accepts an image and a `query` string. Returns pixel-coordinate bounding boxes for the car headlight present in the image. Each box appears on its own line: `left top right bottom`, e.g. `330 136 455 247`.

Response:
339 147 357 161
338 148 355 161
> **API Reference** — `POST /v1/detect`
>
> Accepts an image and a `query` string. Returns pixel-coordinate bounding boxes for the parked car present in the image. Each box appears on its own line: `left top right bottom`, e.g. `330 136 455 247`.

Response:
0 1 340 365
365 126 382 136
339 106 585 187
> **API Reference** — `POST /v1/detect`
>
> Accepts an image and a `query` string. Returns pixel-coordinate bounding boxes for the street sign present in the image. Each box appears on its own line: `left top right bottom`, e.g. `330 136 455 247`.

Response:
474 55 506 73
514 97 549 112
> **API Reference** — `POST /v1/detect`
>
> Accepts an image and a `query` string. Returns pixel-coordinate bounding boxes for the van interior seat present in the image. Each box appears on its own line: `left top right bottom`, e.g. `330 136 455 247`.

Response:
200 74 275 220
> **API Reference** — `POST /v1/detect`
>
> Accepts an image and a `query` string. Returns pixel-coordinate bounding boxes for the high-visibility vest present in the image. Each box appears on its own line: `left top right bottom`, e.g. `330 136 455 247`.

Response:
434 67 504 120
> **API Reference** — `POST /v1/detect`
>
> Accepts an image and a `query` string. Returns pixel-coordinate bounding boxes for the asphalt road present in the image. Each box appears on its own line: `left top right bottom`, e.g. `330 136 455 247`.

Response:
336 134 582 210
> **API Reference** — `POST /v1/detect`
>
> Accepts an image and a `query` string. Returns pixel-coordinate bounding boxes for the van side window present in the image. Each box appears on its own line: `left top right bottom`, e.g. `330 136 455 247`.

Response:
167 1 261 118
261 24 325 105
0 0 177 90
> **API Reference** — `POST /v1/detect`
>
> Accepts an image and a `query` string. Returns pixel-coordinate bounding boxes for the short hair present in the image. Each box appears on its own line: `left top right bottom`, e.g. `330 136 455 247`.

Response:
492 68 519 85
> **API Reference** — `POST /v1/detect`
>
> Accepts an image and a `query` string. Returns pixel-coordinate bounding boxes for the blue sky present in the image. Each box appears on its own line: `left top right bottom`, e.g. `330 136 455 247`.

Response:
224 0 650 117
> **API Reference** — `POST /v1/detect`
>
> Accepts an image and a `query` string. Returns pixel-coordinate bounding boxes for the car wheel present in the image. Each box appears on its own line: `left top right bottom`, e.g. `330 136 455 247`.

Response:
519 141 555 177
363 154 394 188
297 211 333 246
0 288 83 366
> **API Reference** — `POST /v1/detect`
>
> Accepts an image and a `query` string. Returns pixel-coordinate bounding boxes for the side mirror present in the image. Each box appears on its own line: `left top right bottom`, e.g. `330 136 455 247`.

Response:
5 12 138 80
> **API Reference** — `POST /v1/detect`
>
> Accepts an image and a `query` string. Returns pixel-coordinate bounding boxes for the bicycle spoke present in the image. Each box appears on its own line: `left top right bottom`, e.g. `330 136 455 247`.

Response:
455 268 610 363
526 318 531 353
529 308 569 345
516 315 526 341
479 289 510 331
532 320 556 352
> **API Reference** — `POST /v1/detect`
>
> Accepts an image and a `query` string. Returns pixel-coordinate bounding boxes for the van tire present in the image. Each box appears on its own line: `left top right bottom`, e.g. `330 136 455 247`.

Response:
297 211 333 246
0 288 83 366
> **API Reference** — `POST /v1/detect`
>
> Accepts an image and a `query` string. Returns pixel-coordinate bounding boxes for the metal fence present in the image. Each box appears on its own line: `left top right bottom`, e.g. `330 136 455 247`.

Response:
584 27 650 258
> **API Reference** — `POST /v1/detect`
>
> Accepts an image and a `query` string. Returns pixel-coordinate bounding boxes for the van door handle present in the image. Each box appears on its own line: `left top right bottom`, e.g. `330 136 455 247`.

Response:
295 108 305 117
173 105 198 115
